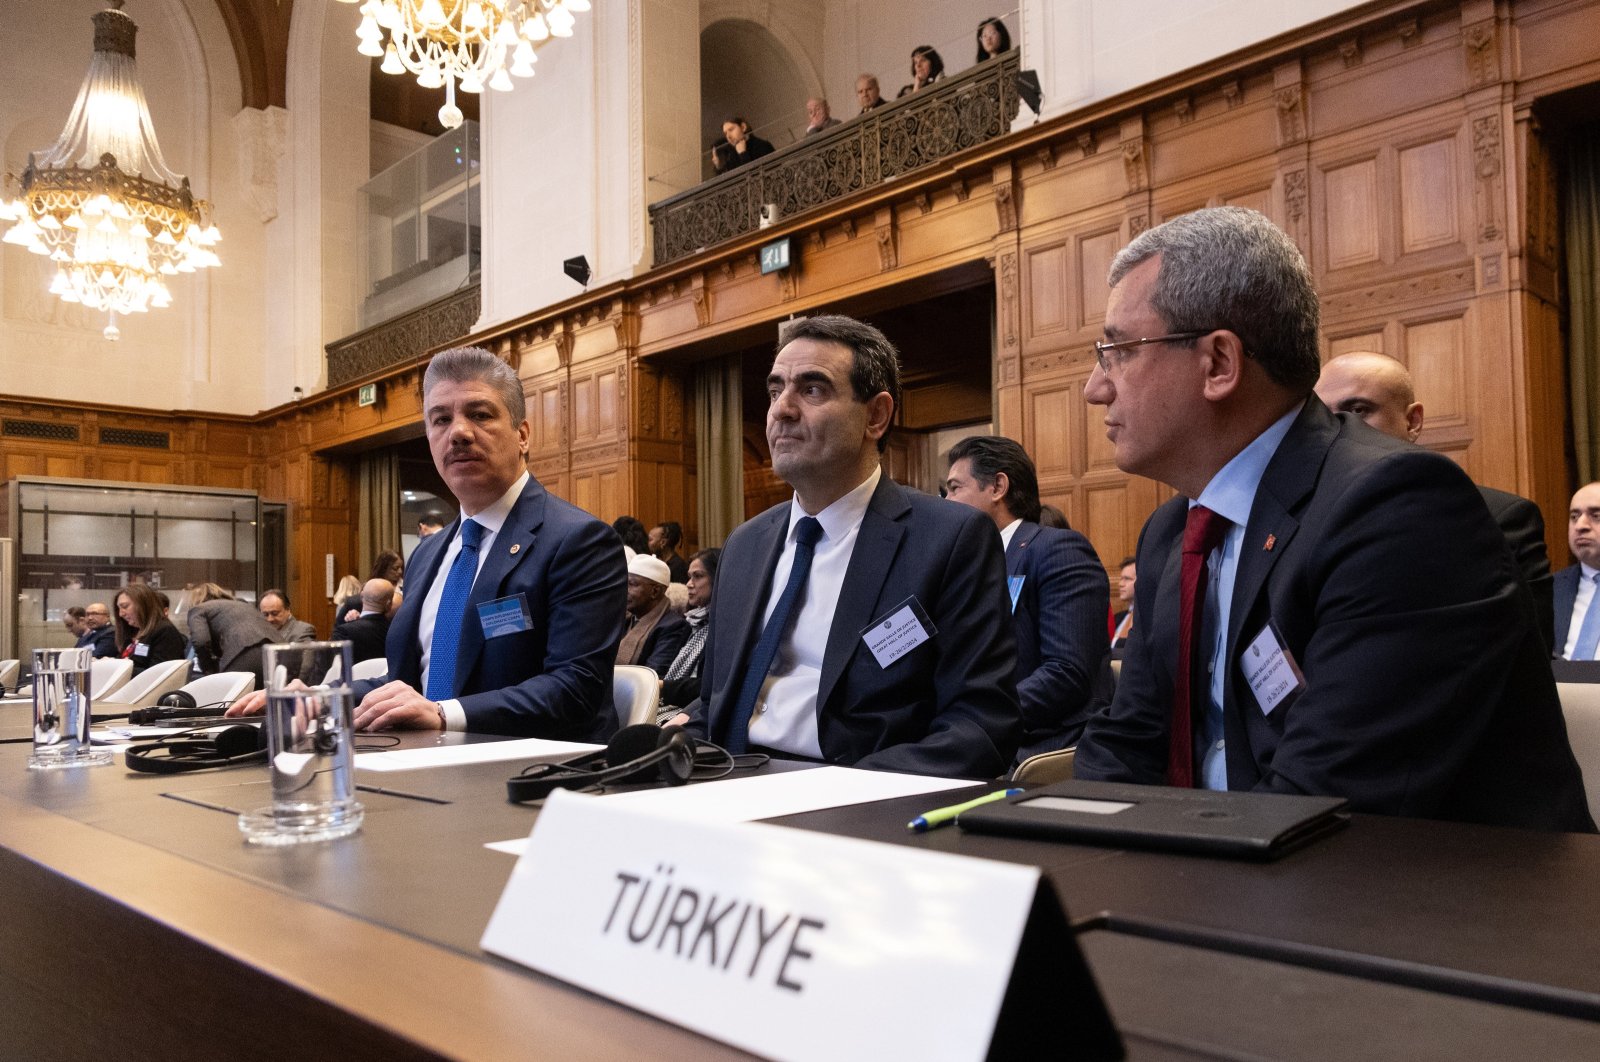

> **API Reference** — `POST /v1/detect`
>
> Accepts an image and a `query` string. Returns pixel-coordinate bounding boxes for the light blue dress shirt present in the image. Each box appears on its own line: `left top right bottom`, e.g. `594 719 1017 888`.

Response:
1190 402 1303 790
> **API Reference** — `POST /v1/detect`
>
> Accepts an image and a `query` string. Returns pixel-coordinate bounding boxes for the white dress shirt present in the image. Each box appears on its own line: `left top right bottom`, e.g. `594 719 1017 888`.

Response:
419 470 528 731
746 467 881 758
1563 563 1600 660
998 517 1022 551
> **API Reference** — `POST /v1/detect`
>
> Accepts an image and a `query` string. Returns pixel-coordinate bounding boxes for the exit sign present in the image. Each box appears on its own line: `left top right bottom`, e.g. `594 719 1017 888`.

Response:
357 383 378 407
759 237 791 274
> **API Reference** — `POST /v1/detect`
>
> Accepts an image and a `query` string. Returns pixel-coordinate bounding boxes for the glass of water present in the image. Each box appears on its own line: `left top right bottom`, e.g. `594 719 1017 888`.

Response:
239 641 363 845
30 647 112 770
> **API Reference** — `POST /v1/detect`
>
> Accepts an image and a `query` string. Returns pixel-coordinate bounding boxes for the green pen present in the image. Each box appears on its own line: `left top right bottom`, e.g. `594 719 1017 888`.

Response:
907 787 1022 832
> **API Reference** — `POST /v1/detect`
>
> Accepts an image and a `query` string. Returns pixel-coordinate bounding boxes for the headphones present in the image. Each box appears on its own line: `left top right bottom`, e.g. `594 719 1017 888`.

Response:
507 724 759 803
125 724 268 775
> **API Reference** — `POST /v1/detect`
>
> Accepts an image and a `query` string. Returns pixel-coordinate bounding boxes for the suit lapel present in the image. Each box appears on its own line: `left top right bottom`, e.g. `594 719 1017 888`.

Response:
390 522 452 683
452 479 547 695
720 505 791 680
1006 521 1039 578
815 478 908 713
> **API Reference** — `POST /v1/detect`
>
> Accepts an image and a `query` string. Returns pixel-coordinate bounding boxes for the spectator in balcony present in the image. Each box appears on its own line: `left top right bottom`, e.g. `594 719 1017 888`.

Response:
976 17 1012 64
712 117 775 175
856 74 886 115
898 46 945 97
804 97 841 136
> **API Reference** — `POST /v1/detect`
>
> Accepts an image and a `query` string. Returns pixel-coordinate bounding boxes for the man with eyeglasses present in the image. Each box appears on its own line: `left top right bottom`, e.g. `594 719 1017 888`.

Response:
1072 206 1591 831
78 602 117 658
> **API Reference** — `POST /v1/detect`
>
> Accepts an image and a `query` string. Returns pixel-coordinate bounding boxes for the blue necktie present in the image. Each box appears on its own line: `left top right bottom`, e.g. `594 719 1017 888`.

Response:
723 516 823 754
1572 574 1600 661
425 519 484 701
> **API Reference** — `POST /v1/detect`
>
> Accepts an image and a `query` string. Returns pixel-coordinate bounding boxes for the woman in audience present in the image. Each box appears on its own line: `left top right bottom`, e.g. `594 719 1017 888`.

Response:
898 45 945 97
112 583 187 675
711 117 775 174
975 17 1011 63
658 547 720 722
186 583 280 686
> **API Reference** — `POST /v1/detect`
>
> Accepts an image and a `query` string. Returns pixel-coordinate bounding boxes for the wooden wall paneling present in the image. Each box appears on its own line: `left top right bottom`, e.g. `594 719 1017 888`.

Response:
1320 152 1385 271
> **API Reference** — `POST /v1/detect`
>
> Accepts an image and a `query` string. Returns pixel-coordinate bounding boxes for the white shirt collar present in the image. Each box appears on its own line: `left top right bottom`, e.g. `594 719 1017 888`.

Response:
463 470 528 534
787 466 881 544
1582 562 1599 581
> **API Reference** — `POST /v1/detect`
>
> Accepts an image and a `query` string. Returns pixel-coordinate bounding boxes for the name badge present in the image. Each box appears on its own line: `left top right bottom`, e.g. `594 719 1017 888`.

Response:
133 642 150 657
478 595 534 639
1239 621 1305 716
1006 575 1025 613
860 598 936 669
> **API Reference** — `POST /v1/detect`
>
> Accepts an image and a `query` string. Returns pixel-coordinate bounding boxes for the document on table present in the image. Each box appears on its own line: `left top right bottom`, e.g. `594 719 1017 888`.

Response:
484 766 974 854
355 738 601 772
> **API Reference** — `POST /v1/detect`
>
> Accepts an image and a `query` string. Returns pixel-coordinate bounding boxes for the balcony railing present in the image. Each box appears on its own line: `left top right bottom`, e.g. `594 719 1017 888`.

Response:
648 50 1021 268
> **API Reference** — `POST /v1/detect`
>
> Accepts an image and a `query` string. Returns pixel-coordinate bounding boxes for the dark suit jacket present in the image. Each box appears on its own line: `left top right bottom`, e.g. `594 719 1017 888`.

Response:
80 625 117 658
687 476 1020 778
1006 521 1112 762
1479 486 1553 652
625 607 691 677
1075 399 1593 832
358 476 626 741
1555 564 1590 657
121 619 187 675
333 613 390 663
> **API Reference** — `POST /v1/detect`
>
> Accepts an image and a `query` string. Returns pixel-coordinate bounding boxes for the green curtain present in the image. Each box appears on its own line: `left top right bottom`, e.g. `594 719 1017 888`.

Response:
1567 125 1600 483
694 354 743 547
356 449 402 577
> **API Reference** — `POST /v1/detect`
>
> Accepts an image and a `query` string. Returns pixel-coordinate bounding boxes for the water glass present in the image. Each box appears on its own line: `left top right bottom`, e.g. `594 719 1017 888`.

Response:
30 647 111 770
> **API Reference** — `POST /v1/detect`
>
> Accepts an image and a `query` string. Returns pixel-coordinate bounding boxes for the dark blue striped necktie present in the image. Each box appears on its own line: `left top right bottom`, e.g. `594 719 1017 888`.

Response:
723 516 823 754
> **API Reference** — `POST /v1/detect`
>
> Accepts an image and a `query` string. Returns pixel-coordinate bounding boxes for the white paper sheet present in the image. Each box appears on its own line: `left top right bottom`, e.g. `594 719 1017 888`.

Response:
484 766 974 854
355 737 601 772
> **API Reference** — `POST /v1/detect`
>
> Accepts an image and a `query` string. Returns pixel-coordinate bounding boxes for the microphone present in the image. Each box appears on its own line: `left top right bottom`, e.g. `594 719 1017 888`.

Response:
125 704 230 725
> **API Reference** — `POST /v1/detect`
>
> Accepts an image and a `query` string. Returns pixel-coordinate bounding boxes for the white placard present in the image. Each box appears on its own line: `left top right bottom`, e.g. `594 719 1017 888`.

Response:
481 790 1042 1062
354 738 601 772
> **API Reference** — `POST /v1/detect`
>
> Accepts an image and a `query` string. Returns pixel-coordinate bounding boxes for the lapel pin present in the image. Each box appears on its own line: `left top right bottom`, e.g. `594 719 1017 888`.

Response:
509 543 521 555
1264 533 1276 552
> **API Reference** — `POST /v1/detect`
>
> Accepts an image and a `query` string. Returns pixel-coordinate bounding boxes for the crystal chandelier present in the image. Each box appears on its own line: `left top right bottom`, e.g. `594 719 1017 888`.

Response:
0 2 219 340
342 0 592 130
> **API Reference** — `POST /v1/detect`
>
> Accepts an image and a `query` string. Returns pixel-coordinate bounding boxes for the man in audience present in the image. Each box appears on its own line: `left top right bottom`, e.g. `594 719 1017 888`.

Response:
1316 350 1553 650
681 314 1020 777
856 74 885 115
1555 482 1600 660
648 521 690 583
231 346 625 739
79 602 117 657
1073 206 1591 830
804 97 841 135
63 606 87 642
417 512 446 538
332 579 394 663
1111 557 1136 650
617 555 690 674
944 435 1111 763
258 588 317 643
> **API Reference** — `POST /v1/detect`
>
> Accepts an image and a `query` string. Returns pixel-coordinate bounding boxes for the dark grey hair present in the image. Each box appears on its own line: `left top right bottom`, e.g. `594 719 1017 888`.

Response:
776 314 902 452
1108 207 1321 393
423 346 527 424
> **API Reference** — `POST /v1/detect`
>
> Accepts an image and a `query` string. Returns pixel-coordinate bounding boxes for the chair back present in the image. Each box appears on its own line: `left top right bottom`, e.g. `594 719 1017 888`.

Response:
96 658 190 707
1012 746 1075 785
89 657 134 700
177 672 257 711
0 659 19 693
613 665 660 728
351 658 389 682
1557 682 1600 826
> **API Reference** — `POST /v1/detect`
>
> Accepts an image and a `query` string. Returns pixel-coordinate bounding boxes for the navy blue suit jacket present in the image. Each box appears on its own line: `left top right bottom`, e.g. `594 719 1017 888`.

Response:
1555 564 1586 657
1479 486 1552 652
1005 521 1112 762
360 476 626 741
687 476 1021 778
1075 399 1593 831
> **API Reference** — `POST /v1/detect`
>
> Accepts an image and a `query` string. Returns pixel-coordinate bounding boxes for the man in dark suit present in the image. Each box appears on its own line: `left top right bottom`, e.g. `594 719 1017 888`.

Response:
1316 350 1554 651
331 579 394 663
78 602 118 657
231 347 625 741
1555 482 1600 659
944 435 1111 763
680 315 1020 777
617 555 690 674
1074 207 1591 831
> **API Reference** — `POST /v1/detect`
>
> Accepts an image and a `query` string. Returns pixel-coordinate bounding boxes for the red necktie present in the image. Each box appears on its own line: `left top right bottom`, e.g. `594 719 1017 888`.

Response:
1170 505 1230 787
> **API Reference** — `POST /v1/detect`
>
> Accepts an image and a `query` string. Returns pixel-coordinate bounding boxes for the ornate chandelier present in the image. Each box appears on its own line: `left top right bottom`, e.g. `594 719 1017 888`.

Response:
342 0 592 130
0 1 219 340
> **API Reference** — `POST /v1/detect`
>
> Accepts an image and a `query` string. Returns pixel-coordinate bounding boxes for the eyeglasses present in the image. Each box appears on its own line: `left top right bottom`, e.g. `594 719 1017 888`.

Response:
1092 331 1212 375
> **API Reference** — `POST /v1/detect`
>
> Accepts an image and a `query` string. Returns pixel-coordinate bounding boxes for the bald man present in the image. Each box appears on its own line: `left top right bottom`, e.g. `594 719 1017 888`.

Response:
1316 351 1553 651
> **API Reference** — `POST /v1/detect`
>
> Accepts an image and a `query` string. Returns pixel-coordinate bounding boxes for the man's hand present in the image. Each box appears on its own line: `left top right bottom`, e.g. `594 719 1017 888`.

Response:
225 689 268 717
664 712 689 729
353 680 445 732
